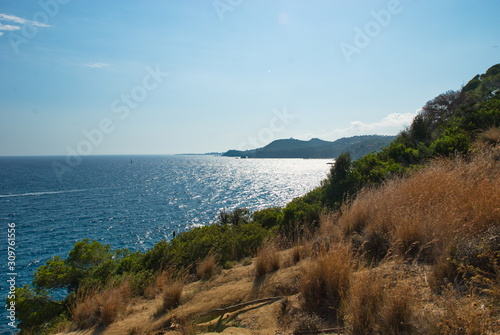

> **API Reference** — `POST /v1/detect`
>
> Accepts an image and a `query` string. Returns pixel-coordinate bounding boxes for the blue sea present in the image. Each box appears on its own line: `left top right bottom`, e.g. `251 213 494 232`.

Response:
0 155 330 332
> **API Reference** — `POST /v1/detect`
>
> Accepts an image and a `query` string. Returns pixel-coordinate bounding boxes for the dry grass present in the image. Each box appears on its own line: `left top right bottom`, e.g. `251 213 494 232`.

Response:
312 147 500 331
430 225 500 297
299 242 352 318
343 268 416 334
255 243 281 278
144 268 186 300
279 297 327 333
344 270 384 334
71 295 98 329
334 150 500 264
379 282 414 334
196 252 218 280
291 245 304 265
71 281 131 329
161 280 184 311
476 126 500 148
436 290 494 335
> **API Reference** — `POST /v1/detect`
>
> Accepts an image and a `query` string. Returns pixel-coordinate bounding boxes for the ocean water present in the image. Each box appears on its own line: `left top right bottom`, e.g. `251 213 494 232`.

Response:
0 155 330 331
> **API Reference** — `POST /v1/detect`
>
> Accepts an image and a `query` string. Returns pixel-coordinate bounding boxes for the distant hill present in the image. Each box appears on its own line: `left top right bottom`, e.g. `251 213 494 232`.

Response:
223 135 396 160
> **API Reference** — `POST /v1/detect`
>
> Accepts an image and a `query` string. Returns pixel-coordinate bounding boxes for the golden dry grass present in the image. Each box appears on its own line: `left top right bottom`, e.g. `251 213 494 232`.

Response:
379 282 414 334
255 243 281 278
196 252 218 280
344 270 384 334
299 242 352 318
476 126 500 149
71 281 131 329
344 270 415 334
334 151 500 263
161 280 184 311
313 147 500 332
144 267 186 300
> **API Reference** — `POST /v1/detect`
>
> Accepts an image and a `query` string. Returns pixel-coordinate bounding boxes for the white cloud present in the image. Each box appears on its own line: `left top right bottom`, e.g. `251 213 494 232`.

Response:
0 23 21 31
85 63 111 69
0 32 3 37
0 13 51 28
299 112 417 141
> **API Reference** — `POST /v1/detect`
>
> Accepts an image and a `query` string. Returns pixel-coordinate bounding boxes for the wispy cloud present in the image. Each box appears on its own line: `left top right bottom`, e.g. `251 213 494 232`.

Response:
0 13 51 40
0 13 51 28
346 112 417 132
85 63 111 69
300 112 417 141
0 23 21 31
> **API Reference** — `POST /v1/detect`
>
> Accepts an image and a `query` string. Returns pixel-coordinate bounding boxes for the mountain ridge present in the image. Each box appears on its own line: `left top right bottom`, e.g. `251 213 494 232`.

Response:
223 135 396 160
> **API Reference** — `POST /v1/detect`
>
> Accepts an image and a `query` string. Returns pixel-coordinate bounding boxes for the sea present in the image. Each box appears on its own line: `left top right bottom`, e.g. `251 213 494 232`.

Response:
0 155 330 332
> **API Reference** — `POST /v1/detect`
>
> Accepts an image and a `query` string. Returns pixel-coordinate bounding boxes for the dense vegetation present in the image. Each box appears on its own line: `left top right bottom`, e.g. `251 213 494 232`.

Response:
12 64 500 334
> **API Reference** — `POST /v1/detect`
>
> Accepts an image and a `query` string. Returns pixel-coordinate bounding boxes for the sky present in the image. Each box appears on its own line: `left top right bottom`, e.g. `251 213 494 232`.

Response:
0 0 499 156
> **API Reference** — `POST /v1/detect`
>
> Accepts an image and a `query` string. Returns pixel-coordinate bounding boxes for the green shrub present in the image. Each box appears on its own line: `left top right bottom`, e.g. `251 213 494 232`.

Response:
219 207 251 225
142 240 169 272
167 221 269 268
12 286 66 334
34 239 114 293
252 207 283 229
431 128 470 156
323 152 356 208
281 197 322 239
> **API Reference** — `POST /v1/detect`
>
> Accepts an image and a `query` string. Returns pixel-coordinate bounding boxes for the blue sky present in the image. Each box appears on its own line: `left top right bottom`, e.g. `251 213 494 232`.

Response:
0 0 499 156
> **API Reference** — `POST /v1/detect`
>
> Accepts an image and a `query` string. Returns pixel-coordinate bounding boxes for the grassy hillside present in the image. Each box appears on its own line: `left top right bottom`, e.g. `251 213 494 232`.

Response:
13 64 500 334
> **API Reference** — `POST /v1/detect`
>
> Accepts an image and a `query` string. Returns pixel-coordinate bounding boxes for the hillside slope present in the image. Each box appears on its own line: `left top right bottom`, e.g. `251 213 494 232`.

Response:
57 144 500 334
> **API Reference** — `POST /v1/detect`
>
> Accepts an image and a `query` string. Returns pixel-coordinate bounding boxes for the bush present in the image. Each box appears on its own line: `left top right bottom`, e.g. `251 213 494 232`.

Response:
323 152 356 208
34 239 114 293
219 207 251 225
142 240 169 272
167 221 269 270
362 229 390 263
430 128 470 156
252 207 283 229
281 192 323 240
12 286 66 334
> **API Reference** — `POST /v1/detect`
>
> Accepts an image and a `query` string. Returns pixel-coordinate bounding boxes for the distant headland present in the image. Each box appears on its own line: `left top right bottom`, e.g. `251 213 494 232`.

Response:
222 135 396 160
